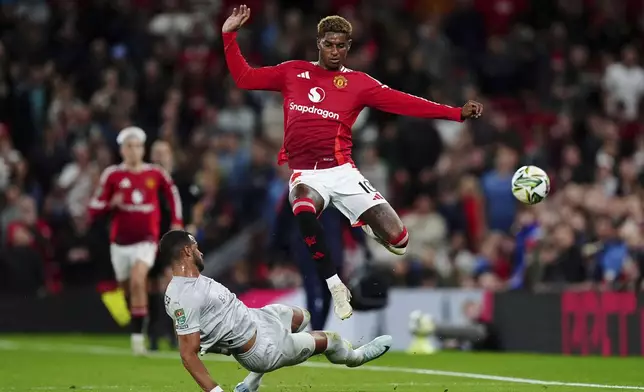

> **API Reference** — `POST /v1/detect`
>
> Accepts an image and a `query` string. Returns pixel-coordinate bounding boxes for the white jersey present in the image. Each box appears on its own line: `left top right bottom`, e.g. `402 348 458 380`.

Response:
165 275 256 351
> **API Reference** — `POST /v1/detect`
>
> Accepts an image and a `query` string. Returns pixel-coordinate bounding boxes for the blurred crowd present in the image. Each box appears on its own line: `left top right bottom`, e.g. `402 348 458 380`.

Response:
2 0 644 295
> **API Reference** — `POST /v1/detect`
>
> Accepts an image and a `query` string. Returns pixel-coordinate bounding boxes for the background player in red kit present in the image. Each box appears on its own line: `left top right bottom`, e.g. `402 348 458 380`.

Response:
222 5 483 321
88 127 183 355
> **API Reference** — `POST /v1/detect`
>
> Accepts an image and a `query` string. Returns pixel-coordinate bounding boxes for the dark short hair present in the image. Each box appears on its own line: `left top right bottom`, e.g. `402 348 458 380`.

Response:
317 15 352 38
159 230 194 264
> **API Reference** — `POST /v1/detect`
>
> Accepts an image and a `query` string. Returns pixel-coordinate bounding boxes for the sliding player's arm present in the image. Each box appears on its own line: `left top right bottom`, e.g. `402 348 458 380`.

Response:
359 75 479 121
172 302 220 391
178 332 221 392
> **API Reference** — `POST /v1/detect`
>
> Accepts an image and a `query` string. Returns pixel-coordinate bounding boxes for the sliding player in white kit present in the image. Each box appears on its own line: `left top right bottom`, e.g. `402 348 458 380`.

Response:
161 230 392 392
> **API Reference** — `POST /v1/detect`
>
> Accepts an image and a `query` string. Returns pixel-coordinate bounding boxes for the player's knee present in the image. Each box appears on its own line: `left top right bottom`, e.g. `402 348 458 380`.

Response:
387 226 409 249
291 306 310 333
291 197 317 216
300 308 311 331
130 269 148 290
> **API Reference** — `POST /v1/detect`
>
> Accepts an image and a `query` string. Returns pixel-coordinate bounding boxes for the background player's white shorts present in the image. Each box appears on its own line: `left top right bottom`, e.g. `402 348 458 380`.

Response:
234 305 315 373
109 242 157 282
289 163 388 225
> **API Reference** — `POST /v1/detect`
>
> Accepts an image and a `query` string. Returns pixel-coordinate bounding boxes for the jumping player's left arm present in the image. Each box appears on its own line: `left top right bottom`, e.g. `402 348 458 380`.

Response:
359 75 466 122
157 166 183 229
170 299 220 391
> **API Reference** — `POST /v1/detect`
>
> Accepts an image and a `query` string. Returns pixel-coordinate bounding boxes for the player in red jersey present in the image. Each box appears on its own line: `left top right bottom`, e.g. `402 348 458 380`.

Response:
88 127 183 355
222 5 483 321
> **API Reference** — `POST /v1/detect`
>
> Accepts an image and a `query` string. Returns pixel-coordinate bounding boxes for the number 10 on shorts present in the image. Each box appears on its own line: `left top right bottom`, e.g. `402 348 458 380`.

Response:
358 180 377 193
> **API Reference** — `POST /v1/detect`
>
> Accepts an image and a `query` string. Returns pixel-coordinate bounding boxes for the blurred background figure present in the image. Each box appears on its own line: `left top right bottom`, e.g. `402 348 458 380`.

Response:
147 140 179 351
88 128 183 355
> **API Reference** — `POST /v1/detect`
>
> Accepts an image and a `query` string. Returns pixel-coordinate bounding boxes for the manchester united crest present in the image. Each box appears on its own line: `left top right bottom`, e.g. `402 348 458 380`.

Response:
333 75 347 89
146 177 156 189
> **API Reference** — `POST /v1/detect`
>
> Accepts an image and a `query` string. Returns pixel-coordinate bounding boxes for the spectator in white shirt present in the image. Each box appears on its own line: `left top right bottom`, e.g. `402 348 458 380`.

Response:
603 45 644 121
403 194 449 260
217 88 256 147
56 142 97 218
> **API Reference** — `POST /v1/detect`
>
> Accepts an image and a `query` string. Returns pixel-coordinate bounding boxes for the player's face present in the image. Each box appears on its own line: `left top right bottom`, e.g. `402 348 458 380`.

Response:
318 32 351 70
190 244 205 272
120 138 144 165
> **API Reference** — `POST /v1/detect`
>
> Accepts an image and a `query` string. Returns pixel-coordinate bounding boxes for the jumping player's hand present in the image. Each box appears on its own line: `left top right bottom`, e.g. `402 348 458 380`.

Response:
222 4 251 33
461 100 483 120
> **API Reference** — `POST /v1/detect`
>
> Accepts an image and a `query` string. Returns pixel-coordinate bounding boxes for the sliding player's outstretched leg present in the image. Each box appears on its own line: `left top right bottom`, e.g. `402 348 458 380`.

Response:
359 203 409 256
235 305 390 392
318 331 393 368
289 183 353 320
235 330 392 392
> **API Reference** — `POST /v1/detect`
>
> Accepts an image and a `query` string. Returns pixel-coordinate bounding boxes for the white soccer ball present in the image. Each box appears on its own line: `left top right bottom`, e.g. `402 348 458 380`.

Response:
511 165 550 205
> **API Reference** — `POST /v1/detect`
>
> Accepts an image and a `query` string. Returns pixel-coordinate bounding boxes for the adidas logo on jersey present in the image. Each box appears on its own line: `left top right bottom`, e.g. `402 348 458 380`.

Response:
297 71 311 79
119 178 131 188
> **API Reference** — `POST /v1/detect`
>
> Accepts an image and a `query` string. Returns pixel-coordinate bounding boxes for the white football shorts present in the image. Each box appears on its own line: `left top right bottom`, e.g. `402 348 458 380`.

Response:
288 163 388 225
109 241 157 282
234 305 315 373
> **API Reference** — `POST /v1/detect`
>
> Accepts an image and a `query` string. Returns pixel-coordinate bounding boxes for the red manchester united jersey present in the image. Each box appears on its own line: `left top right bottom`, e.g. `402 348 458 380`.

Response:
223 32 463 170
88 164 182 245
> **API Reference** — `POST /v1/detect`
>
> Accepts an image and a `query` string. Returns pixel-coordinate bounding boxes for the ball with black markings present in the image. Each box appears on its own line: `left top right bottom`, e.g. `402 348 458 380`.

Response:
511 165 550 205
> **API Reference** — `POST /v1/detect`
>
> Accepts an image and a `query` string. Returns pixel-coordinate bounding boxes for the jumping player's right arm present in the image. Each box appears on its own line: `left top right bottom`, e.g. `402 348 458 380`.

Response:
221 5 285 92
170 295 221 392
222 32 286 91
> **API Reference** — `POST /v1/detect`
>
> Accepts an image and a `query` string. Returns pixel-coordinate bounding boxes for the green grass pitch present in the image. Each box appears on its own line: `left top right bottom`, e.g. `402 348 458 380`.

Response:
0 335 643 391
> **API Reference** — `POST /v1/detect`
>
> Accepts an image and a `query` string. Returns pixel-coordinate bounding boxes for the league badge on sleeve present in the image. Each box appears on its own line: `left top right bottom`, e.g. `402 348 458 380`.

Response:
174 308 187 328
